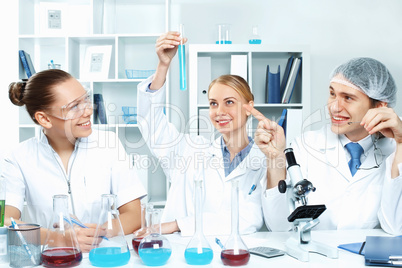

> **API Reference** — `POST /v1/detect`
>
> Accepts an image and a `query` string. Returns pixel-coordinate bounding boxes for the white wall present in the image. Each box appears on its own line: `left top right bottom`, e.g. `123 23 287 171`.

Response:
0 1 18 172
1 0 401 158
168 0 402 129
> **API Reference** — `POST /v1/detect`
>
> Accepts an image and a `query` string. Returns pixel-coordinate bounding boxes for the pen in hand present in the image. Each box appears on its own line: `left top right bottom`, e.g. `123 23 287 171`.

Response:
64 216 109 240
10 217 37 265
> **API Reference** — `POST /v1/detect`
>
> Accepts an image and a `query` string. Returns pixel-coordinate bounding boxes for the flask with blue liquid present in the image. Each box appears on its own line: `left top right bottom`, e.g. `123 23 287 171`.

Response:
89 194 130 267
184 164 214 265
138 208 172 266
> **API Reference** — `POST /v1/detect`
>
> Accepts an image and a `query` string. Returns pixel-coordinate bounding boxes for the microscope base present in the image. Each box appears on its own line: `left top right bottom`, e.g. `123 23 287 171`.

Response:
285 236 339 262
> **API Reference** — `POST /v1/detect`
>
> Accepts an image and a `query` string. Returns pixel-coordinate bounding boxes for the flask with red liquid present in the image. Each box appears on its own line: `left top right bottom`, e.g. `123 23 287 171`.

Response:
132 203 153 255
42 194 83 268
221 179 250 266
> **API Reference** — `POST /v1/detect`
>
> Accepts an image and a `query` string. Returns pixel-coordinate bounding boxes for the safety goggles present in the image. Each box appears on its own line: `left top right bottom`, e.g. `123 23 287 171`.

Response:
46 90 93 120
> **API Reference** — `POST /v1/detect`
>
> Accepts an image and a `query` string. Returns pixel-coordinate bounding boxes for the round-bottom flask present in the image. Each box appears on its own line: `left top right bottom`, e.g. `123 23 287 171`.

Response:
221 179 250 266
42 195 82 268
132 203 153 255
184 178 213 265
89 194 130 267
138 209 172 266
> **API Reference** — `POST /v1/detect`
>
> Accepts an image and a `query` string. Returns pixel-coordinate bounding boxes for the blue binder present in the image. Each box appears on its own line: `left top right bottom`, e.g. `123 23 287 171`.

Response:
93 94 107 124
365 236 402 266
266 65 281 103
19 50 36 78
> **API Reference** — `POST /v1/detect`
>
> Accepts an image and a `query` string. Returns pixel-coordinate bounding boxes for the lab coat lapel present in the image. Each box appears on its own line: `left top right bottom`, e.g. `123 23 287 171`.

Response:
320 128 352 181
206 137 225 182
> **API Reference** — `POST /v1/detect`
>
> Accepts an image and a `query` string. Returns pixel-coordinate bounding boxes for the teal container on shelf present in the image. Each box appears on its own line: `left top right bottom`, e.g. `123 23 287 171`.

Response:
122 106 137 124
125 69 155 79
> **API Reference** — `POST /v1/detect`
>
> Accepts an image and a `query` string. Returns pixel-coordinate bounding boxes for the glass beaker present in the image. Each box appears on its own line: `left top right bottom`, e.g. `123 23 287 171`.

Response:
221 179 250 266
138 208 172 266
132 203 153 255
42 195 82 268
184 164 213 265
216 24 232 44
89 194 130 267
249 25 262 44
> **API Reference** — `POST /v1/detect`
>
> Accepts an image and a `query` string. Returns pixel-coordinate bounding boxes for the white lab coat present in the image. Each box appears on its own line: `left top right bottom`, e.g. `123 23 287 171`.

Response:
262 125 402 235
2 129 147 227
137 76 266 236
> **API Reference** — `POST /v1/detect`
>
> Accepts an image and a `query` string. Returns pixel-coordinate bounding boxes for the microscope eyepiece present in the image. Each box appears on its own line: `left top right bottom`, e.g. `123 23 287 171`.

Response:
284 148 298 168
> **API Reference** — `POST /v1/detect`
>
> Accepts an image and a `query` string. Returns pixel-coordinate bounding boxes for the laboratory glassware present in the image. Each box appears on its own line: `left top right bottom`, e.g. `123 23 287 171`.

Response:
179 24 187 90
0 177 5 227
184 166 213 265
132 203 153 255
89 194 130 267
221 179 250 266
249 25 262 44
138 208 172 266
216 24 232 44
42 194 82 267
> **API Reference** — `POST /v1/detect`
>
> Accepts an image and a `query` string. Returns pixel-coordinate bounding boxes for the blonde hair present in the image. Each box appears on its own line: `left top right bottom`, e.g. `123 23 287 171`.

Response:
208 75 254 102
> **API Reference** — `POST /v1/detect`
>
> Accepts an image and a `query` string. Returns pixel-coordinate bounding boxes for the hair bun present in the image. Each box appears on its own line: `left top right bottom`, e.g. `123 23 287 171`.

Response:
8 82 26 106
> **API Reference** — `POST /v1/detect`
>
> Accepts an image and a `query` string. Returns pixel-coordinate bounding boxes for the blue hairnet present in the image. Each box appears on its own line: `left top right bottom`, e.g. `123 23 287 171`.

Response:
330 57 397 107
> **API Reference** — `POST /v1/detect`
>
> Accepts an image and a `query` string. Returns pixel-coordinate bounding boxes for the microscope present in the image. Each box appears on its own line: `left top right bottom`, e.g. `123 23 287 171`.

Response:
278 148 338 262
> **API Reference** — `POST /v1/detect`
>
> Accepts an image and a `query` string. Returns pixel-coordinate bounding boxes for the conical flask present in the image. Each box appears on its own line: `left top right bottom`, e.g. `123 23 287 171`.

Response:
138 208 172 266
89 194 130 267
221 179 250 266
184 163 213 265
42 194 82 268
132 202 153 255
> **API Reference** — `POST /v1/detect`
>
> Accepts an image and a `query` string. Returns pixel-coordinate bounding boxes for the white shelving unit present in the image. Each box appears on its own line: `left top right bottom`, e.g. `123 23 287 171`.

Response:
189 44 310 144
17 0 170 206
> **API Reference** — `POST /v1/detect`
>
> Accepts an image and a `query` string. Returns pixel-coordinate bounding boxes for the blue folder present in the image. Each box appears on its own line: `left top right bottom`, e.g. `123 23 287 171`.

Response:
365 236 402 266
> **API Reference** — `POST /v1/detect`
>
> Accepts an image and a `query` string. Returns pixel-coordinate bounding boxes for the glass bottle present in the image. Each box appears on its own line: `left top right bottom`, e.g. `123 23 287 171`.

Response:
249 25 262 44
42 195 82 268
221 179 250 266
89 194 130 267
184 164 213 265
132 203 153 255
138 208 172 266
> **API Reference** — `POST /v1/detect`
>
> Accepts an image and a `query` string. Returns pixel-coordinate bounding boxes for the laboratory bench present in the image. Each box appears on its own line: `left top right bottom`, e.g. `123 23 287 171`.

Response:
1 228 392 268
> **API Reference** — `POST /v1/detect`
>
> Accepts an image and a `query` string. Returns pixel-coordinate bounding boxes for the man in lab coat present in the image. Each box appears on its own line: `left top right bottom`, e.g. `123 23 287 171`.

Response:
245 57 402 234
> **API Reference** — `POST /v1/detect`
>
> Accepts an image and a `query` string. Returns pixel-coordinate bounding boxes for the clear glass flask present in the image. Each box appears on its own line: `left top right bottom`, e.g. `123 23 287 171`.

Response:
184 165 213 265
132 203 153 255
89 194 130 267
42 195 83 268
249 25 262 44
138 208 172 266
221 179 250 266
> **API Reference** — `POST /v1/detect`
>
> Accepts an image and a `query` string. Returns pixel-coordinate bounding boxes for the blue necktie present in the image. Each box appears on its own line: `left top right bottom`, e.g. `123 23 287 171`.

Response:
345 142 364 176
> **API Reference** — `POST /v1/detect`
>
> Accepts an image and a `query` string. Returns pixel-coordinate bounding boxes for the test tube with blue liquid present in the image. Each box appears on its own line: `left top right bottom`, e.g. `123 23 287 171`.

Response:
178 24 187 91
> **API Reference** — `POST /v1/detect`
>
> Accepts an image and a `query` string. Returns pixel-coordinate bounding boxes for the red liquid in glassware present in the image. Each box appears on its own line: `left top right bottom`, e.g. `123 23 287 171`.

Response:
221 249 250 266
132 237 143 255
42 247 82 267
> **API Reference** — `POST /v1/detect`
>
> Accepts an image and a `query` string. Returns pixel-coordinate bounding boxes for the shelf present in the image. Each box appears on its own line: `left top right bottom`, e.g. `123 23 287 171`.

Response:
197 103 303 108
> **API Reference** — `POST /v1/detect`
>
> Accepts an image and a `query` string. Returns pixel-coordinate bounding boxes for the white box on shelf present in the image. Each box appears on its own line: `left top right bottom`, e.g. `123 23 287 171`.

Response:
81 45 112 80
230 55 248 81
197 57 211 106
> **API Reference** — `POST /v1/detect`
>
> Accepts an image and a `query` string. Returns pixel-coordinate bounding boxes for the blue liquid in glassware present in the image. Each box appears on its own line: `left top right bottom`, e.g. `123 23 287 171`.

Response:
249 39 262 44
139 248 172 266
89 247 130 267
215 40 232 44
178 44 187 91
185 248 214 265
